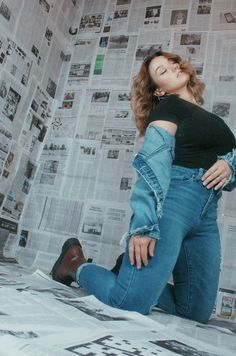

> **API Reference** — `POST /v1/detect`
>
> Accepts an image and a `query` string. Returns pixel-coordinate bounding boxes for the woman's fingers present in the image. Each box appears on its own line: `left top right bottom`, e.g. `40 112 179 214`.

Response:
129 236 157 269
202 160 232 189
129 238 135 266
134 243 142 269
148 239 156 257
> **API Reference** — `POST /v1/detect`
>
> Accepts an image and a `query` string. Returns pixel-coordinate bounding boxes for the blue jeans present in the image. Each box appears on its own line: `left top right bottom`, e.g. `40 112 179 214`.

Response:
76 166 221 323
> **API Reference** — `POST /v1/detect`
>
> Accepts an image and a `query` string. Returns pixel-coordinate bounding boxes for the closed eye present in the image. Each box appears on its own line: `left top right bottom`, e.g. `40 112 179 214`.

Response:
160 69 167 75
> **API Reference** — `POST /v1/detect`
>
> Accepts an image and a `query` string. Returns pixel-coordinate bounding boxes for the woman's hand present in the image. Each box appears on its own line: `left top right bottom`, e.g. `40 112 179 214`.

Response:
129 235 157 269
201 160 232 190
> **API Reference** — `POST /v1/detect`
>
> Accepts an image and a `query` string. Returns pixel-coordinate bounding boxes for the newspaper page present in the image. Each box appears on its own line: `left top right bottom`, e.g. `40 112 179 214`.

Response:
211 0 236 31
210 38 236 96
1 153 37 221
91 33 138 87
218 218 236 292
0 0 23 35
41 35 67 99
0 217 18 262
55 0 81 42
20 191 83 239
47 88 83 139
74 88 112 139
0 142 22 202
188 0 213 31
161 0 191 29
131 29 172 80
203 32 236 86
215 288 236 322
78 199 130 266
0 278 232 356
0 266 235 356
14 0 52 77
150 306 236 352
19 86 53 162
0 71 26 141
172 31 208 76
67 38 97 86
31 137 71 196
128 0 163 33
0 123 12 184
0 34 33 88
61 139 100 200
78 0 108 35
94 143 134 203
107 0 132 33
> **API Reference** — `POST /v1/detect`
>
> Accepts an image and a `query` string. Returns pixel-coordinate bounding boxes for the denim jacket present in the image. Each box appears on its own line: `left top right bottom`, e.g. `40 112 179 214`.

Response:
122 125 236 243
218 149 236 191
122 125 175 242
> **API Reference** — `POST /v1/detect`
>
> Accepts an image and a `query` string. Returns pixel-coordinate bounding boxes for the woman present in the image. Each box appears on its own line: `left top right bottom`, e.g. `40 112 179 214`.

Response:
51 51 236 323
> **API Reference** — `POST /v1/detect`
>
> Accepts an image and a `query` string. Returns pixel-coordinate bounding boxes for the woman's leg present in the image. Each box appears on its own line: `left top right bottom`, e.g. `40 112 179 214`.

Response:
76 170 194 314
157 191 221 323
77 167 221 318
77 223 184 314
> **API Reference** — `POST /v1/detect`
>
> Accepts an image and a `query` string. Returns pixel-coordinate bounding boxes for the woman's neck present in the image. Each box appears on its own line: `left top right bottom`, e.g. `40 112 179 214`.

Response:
172 89 199 106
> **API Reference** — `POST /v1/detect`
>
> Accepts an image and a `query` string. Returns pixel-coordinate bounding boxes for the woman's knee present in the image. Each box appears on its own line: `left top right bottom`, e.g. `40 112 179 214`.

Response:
108 285 155 315
176 304 213 324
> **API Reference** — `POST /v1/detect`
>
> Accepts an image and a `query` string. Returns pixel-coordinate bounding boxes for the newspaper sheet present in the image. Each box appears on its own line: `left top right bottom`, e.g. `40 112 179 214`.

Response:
128 0 162 33
31 137 71 196
47 87 83 139
0 0 23 35
131 29 172 80
15 0 51 76
0 268 234 356
1 151 38 221
0 71 26 141
91 33 138 87
78 0 108 35
211 0 236 31
172 31 208 76
161 0 190 29
0 217 18 262
188 0 213 31
67 38 97 86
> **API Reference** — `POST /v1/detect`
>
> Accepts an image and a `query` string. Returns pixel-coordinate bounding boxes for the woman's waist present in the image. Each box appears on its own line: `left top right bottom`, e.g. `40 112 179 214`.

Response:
171 164 207 181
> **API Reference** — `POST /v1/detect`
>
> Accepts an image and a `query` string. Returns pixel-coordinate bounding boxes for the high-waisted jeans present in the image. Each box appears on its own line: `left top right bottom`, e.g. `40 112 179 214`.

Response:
76 165 222 323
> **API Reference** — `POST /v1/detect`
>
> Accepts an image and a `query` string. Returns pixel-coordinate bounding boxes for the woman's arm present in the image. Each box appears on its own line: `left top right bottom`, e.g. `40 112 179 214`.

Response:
125 122 176 268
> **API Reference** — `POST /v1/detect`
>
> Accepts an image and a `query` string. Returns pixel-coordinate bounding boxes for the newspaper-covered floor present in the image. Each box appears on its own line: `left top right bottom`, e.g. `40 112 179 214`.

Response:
0 262 235 356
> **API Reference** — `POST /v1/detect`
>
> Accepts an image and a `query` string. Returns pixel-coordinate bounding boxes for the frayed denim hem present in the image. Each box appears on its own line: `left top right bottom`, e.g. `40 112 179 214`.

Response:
120 225 160 245
218 149 236 191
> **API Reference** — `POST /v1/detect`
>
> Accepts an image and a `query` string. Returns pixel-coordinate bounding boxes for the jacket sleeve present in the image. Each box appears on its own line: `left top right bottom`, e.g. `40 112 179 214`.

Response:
121 125 175 243
218 149 236 192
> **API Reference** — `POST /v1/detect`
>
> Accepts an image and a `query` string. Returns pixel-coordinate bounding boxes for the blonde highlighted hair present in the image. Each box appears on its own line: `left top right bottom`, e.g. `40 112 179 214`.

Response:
131 50 205 136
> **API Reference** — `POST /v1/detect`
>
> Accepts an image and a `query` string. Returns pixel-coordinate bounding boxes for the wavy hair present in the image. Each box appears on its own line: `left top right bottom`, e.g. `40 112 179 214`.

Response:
131 50 205 136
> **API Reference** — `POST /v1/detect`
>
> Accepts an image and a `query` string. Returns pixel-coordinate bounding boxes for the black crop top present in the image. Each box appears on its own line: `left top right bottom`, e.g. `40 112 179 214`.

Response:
148 95 236 169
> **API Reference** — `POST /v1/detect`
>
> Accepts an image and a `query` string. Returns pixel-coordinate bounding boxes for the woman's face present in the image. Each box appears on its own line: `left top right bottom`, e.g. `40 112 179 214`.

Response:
148 55 190 95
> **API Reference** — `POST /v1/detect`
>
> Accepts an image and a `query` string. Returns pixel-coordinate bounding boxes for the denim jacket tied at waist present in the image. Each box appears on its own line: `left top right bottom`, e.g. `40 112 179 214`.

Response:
121 125 236 243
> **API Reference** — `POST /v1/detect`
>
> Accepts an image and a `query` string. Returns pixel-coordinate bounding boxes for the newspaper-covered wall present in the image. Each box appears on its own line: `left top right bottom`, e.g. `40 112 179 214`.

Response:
0 0 235 323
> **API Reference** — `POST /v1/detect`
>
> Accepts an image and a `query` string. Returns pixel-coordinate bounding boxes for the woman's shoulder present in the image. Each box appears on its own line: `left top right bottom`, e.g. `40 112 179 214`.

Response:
148 95 182 124
153 94 183 112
